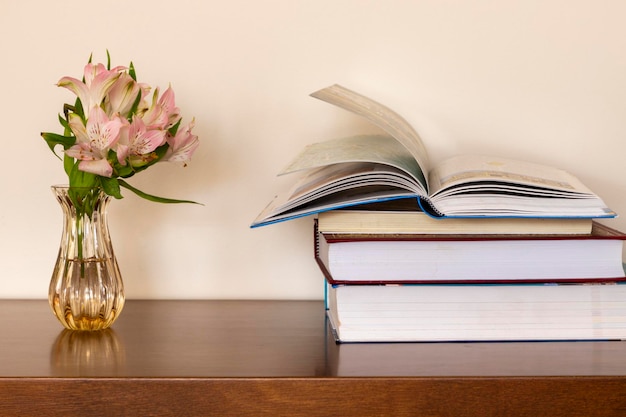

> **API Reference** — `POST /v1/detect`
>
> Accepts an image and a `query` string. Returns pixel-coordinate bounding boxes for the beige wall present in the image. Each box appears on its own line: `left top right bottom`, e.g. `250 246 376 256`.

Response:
2 0 626 299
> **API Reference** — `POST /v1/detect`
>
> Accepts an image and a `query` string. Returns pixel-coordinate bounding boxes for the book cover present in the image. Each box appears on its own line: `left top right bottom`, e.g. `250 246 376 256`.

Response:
314 220 626 285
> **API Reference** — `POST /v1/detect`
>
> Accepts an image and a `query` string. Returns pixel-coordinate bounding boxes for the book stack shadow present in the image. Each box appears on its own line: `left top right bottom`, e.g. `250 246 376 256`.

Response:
315 201 626 343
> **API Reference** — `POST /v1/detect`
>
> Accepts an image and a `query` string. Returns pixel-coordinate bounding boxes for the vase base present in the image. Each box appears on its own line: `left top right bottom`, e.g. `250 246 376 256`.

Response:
50 295 124 331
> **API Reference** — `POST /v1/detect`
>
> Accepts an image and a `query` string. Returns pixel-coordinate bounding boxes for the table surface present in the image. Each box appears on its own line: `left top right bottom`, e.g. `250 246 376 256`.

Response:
2 299 626 416
3 299 626 377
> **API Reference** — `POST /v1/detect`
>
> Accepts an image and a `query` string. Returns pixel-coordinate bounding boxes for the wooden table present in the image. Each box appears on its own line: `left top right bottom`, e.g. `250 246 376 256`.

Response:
1 300 626 416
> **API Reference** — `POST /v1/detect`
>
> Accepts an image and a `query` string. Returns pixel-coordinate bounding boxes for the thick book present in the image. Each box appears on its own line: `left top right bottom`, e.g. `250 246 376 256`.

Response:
317 199 594 235
251 84 615 228
315 220 626 285
323 321 626 375
326 283 626 343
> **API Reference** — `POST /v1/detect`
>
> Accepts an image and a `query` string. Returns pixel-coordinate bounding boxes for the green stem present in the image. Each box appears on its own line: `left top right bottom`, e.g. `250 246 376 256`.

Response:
76 212 85 278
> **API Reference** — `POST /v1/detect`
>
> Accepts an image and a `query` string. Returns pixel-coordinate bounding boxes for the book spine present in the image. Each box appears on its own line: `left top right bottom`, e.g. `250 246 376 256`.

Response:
417 196 444 218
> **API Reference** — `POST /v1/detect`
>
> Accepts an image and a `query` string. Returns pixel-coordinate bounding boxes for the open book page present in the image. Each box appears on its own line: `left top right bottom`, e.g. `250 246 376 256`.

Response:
252 163 418 227
279 135 428 194
429 155 597 196
310 84 431 188
426 155 615 217
251 85 617 227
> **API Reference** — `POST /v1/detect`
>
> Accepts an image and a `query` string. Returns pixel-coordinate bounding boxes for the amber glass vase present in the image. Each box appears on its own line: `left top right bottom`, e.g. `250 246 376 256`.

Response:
48 185 125 331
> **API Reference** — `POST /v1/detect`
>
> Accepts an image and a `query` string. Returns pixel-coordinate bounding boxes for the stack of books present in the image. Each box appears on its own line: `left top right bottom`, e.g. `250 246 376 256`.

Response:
252 84 626 343
315 211 626 343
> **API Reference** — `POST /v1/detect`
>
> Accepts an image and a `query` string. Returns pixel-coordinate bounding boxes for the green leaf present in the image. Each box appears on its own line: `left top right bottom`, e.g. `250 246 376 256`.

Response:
108 150 136 178
73 97 85 122
118 179 202 205
41 132 76 158
168 119 181 136
57 113 70 131
100 177 123 199
129 61 137 81
69 163 97 189
113 162 135 178
41 132 75 148
63 154 74 176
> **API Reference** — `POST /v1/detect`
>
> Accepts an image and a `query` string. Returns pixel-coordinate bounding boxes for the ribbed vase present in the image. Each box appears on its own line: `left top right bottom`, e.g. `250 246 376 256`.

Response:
48 185 125 331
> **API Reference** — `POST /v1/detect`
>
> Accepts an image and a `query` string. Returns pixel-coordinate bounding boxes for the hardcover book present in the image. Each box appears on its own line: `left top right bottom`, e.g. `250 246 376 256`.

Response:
314 220 626 285
316 199 594 235
326 283 626 343
252 84 614 228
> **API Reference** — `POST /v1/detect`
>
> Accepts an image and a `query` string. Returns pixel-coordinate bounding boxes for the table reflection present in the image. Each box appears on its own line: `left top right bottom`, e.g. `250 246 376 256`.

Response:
50 329 125 376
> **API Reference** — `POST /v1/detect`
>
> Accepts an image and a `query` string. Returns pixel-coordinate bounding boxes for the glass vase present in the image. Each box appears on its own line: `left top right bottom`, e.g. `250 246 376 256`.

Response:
48 185 125 331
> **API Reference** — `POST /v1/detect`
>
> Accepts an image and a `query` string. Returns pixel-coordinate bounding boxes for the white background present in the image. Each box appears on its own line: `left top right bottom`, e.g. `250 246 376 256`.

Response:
2 0 626 299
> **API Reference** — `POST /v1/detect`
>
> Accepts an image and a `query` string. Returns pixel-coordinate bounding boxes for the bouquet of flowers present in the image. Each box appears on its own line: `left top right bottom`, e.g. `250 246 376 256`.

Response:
41 52 200 213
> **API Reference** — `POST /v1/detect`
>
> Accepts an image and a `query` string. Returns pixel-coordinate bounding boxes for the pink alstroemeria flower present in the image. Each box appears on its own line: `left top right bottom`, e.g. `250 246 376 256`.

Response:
57 63 125 114
105 72 143 118
66 106 123 177
164 119 199 165
117 116 167 166
42 53 201 207
141 86 181 130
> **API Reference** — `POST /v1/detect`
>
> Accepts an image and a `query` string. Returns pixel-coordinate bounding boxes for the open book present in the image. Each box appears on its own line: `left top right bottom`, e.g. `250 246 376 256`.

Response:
251 85 615 228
